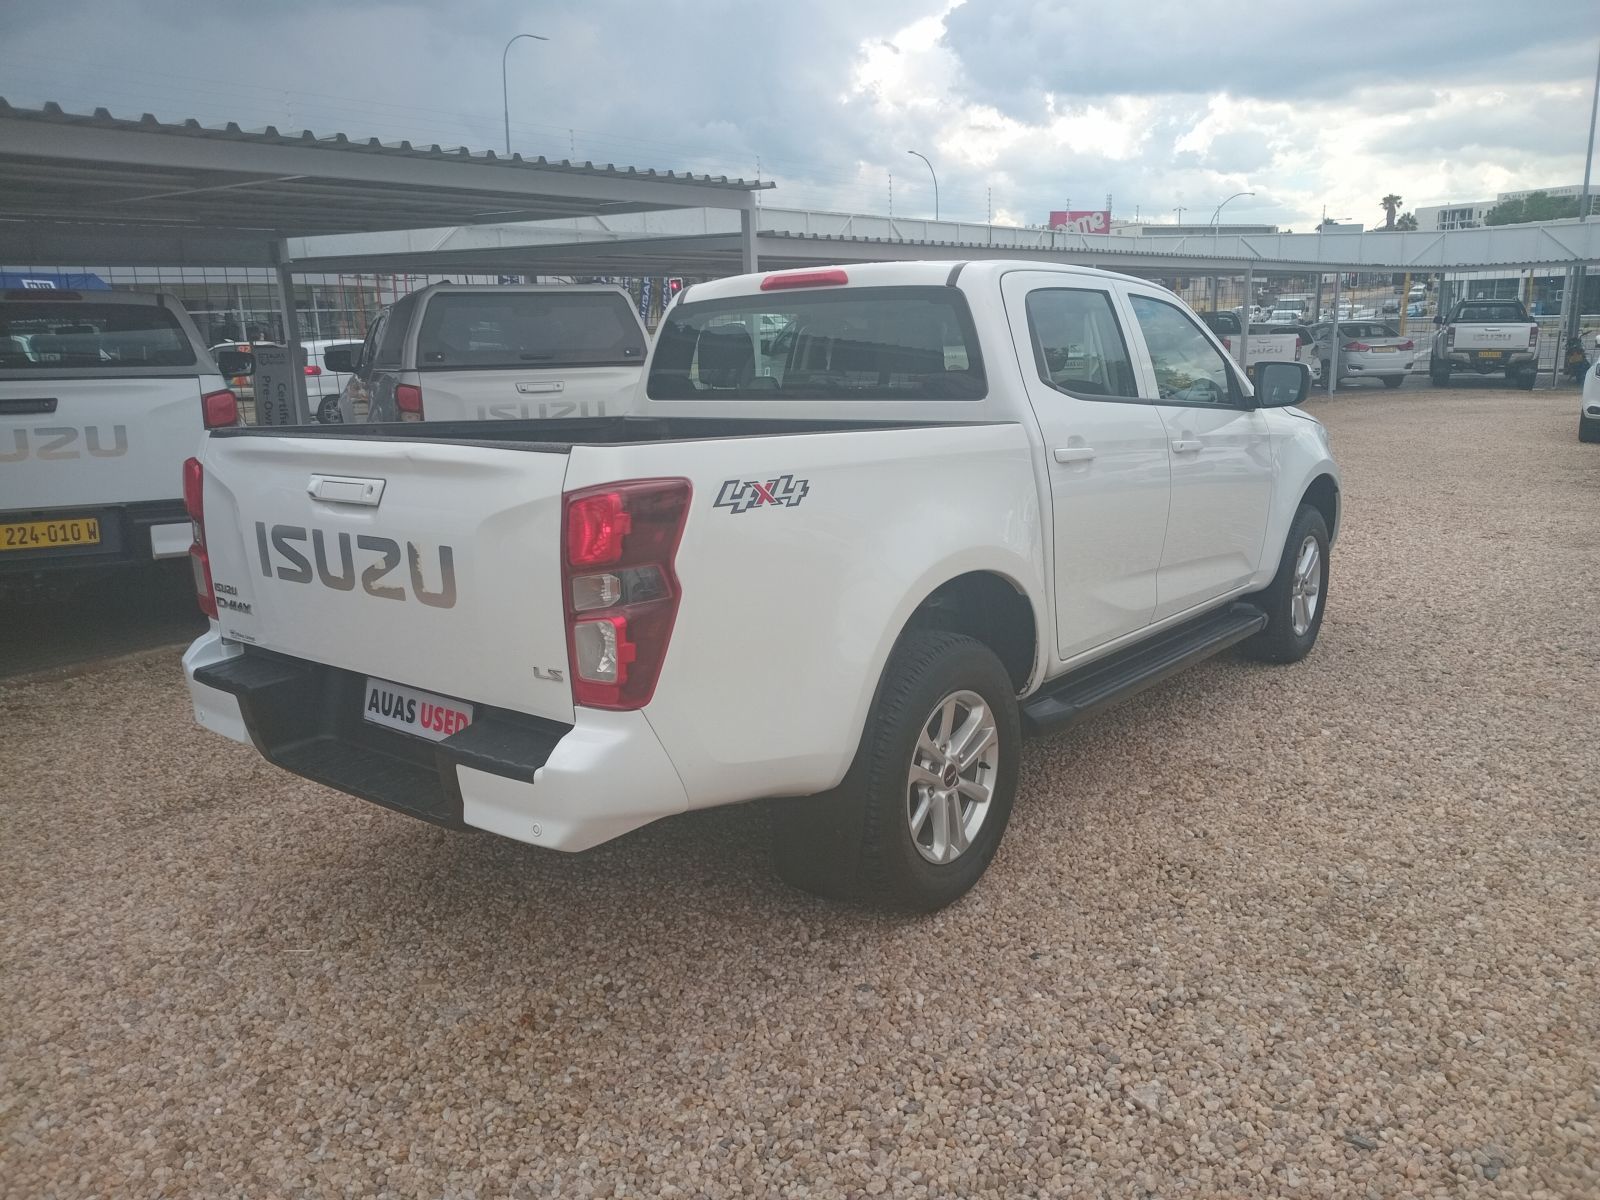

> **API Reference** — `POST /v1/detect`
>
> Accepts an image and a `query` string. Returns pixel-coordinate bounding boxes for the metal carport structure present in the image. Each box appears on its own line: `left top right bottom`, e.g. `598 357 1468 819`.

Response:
0 99 770 416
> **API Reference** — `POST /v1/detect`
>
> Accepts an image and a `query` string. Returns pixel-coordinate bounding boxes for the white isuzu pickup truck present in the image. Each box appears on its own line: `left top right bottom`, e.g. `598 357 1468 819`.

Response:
182 261 1340 910
1 289 248 578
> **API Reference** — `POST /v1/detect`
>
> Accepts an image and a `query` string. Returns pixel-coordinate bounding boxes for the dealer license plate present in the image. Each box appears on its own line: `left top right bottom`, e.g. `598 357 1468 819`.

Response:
0 517 101 552
362 677 474 742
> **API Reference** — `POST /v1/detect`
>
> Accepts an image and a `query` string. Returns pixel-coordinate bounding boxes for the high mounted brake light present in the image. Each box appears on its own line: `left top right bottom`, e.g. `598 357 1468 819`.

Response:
561 479 690 710
183 457 218 618
759 269 849 291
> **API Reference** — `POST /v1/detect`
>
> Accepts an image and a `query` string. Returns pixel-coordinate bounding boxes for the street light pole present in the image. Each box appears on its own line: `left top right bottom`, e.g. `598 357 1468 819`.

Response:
1210 190 1255 231
502 32 549 157
907 150 939 221
1579 39 1599 222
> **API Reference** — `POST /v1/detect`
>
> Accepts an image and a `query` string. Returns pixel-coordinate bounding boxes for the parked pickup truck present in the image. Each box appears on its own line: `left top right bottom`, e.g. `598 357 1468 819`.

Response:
1429 298 1539 388
1 289 248 577
182 261 1340 911
1199 311 1302 379
325 282 648 424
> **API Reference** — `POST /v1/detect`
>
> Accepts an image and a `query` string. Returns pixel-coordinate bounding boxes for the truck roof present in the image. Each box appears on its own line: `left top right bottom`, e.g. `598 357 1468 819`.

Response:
683 259 1163 304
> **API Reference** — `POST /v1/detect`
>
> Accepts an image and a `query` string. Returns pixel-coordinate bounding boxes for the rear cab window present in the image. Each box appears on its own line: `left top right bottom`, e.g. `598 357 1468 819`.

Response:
647 286 986 400
0 300 196 371
415 291 645 370
1455 302 1527 323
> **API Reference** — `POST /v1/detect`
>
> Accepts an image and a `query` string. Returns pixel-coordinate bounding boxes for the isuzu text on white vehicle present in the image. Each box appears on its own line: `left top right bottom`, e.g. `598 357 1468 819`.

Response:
183 262 1340 910
1 289 247 577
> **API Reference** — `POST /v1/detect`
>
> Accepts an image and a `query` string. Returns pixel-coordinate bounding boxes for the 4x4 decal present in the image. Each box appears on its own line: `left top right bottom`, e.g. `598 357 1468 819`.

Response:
713 474 811 514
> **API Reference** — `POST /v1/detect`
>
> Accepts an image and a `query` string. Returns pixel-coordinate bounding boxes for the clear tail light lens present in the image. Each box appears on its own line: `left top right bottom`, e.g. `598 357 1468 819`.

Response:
183 457 217 618
561 479 691 709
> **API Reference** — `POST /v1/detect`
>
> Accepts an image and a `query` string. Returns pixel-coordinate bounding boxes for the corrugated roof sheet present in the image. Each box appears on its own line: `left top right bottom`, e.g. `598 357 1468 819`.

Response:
0 98 772 191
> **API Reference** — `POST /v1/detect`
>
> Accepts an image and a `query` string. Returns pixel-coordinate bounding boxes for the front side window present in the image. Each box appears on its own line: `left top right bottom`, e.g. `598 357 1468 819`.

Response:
0 301 195 370
1128 294 1238 406
1025 288 1137 398
648 285 985 401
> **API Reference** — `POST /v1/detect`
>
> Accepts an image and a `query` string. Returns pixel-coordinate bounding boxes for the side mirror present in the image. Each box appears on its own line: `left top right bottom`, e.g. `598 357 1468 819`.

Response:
1432 315 1443 326
321 344 359 373
1253 360 1310 408
214 349 254 377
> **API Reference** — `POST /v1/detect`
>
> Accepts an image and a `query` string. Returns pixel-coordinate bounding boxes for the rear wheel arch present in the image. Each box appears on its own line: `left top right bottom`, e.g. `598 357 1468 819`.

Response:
899 570 1038 693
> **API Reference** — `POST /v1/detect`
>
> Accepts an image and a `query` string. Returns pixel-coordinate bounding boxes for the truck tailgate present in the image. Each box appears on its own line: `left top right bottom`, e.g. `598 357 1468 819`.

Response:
415 366 640 422
1452 324 1531 350
200 433 574 723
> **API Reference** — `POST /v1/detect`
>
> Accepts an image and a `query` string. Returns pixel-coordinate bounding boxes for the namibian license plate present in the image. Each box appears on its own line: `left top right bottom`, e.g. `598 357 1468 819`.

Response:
1478 350 1502 359
0 517 101 552
362 677 474 743
1370 345 1397 352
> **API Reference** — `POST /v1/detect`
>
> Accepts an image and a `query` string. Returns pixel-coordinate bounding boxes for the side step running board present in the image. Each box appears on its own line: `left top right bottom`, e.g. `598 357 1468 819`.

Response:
1021 602 1267 735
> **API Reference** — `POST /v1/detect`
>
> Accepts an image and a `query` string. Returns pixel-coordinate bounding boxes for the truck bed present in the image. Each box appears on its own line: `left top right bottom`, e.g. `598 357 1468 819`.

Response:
211 415 989 452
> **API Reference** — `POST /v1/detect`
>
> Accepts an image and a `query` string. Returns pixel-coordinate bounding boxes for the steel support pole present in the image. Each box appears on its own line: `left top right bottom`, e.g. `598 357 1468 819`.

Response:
1328 270 1342 395
739 206 759 274
273 240 307 423
1239 265 1252 376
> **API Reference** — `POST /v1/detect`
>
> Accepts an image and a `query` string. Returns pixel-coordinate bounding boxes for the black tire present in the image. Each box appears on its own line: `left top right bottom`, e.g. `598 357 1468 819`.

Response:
1381 375 1405 389
1242 504 1330 665
315 394 344 424
1512 367 1536 391
771 631 1020 912
1320 360 1332 390
1429 358 1451 387
1580 414 1600 444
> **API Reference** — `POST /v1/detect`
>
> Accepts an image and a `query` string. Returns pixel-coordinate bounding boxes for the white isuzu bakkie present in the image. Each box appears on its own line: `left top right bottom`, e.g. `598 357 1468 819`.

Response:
182 261 1340 911
1 289 248 577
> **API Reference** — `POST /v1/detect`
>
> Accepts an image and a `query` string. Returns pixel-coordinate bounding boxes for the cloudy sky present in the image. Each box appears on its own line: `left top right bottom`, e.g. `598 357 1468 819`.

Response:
2 0 1597 232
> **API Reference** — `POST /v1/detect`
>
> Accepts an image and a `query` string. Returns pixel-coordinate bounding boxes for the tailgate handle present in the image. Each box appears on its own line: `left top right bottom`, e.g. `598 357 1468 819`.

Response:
308 474 385 506
0 397 57 415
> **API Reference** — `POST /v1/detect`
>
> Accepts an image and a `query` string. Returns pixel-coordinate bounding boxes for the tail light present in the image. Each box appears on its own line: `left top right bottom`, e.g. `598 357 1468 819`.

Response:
1396 339 1415 350
1344 341 1371 352
303 364 322 376
183 457 217 618
561 479 691 709
1528 327 1540 349
1446 327 1456 349
201 388 239 429
760 268 849 291
394 383 424 421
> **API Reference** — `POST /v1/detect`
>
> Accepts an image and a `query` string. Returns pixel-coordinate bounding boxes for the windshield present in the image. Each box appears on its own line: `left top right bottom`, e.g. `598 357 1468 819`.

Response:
0 301 195 369
415 291 645 370
647 285 986 401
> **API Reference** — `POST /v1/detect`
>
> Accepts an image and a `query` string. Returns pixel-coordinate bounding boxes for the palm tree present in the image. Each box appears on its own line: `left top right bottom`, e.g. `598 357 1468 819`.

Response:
1395 211 1418 232
1380 194 1403 230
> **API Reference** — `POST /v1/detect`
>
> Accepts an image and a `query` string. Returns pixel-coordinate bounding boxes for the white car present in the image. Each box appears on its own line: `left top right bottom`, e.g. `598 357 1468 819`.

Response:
326 283 649 424
181 260 1339 911
2 289 245 577
1310 320 1418 388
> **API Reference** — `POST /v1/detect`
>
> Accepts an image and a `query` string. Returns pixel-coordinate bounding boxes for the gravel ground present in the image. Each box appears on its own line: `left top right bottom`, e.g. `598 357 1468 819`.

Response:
3 386 1597 1200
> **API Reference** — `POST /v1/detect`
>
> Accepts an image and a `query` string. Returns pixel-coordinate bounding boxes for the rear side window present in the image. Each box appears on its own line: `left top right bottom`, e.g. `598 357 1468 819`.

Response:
1025 289 1137 398
0 301 195 370
648 286 985 400
416 292 645 370
1456 302 1526 323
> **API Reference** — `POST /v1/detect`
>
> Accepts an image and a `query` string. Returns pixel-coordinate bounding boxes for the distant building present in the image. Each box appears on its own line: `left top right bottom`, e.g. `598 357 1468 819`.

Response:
1414 185 1599 231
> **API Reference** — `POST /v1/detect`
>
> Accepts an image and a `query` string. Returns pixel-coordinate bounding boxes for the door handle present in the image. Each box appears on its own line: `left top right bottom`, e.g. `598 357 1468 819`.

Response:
1170 439 1202 453
1053 446 1096 463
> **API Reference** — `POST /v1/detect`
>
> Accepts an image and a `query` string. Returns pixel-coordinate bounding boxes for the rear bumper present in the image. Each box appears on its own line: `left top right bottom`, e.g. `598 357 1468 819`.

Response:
1443 350 1534 370
1338 354 1414 376
182 629 689 851
0 499 189 575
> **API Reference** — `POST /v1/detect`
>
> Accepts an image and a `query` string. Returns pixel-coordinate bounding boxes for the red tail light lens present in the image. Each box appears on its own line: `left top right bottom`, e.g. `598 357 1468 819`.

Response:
1396 339 1415 350
1344 341 1370 352
561 479 691 709
303 364 322 376
201 388 239 430
183 457 217 618
395 384 424 421
760 268 849 291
